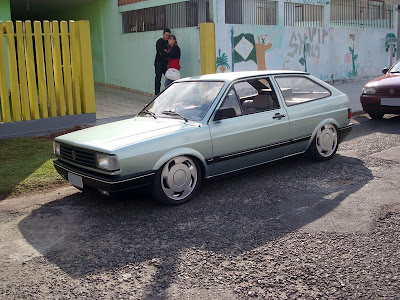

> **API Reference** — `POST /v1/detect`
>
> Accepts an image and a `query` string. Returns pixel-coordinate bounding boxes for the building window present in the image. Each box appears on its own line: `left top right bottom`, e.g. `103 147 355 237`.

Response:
225 0 277 25
284 2 324 27
122 0 210 33
330 0 393 28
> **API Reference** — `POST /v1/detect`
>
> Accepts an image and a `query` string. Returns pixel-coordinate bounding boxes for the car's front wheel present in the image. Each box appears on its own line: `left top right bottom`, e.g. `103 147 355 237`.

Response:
309 124 338 161
152 155 201 205
368 112 384 119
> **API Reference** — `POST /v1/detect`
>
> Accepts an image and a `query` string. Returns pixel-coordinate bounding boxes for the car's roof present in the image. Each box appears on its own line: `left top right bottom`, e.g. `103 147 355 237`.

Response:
179 70 308 82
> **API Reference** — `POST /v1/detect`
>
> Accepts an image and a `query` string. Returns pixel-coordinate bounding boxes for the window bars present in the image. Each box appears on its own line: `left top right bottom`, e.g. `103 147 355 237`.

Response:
122 0 394 32
225 0 277 25
284 2 324 27
330 0 393 28
122 0 210 33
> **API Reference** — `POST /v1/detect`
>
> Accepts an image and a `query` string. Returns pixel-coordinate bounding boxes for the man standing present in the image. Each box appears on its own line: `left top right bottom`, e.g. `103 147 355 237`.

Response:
154 28 171 95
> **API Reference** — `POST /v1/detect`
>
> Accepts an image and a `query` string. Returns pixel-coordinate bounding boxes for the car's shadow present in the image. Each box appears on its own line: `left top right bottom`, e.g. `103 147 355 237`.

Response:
19 154 372 298
347 114 400 141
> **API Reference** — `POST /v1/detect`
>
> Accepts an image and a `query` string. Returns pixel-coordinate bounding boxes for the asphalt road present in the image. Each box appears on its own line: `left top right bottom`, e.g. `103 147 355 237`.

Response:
0 114 399 299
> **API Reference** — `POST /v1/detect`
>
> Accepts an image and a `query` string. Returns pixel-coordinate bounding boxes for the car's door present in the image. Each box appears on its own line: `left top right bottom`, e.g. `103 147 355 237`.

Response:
208 77 291 176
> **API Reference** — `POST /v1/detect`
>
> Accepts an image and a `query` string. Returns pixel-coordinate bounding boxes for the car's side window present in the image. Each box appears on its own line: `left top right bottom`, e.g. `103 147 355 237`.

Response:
220 88 242 117
275 76 331 106
234 82 258 99
234 78 280 115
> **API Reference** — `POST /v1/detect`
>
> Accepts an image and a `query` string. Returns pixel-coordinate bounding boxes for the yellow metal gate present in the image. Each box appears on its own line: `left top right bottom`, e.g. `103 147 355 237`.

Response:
0 20 95 123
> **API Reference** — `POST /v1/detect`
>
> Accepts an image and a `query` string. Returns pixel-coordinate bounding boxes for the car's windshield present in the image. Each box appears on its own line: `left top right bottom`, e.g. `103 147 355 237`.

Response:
140 81 225 121
390 60 400 73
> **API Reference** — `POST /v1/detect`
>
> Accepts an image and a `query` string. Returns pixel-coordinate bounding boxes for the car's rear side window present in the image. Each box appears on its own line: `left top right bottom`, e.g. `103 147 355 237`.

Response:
275 76 331 106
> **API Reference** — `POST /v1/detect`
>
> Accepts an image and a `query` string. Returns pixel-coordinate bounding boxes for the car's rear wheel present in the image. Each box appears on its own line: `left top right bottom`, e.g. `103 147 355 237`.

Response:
152 155 201 205
368 113 384 119
309 124 338 161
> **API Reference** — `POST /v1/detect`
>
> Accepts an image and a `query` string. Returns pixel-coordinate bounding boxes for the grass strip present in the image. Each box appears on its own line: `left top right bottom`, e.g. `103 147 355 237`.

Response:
0 136 66 200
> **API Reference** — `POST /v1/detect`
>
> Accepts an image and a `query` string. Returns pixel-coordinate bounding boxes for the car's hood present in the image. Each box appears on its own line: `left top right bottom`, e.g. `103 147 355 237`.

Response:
55 117 201 152
366 73 400 88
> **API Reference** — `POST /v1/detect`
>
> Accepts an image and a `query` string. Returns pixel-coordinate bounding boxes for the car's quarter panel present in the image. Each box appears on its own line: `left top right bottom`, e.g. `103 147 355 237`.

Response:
284 97 349 150
208 109 291 176
272 76 350 153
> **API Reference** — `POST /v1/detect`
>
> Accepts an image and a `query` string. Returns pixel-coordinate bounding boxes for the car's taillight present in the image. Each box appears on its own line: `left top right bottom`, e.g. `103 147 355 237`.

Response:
348 108 352 119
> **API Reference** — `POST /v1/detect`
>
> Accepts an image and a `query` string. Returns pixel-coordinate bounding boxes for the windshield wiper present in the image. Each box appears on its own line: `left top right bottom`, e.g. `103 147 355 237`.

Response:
390 71 400 73
161 110 188 122
141 110 157 119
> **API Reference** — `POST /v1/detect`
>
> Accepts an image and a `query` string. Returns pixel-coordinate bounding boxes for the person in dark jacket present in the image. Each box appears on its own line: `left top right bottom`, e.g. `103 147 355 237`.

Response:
154 28 171 95
165 35 181 87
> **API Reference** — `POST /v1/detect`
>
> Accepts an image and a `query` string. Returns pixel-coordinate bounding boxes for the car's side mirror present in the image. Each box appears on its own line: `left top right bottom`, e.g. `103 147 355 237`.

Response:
214 107 237 121
382 67 389 74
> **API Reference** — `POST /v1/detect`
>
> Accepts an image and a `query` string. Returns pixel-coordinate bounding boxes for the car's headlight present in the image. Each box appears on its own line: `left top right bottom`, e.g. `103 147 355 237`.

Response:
362 86 376 94
95 153 120 171
53 141 61 156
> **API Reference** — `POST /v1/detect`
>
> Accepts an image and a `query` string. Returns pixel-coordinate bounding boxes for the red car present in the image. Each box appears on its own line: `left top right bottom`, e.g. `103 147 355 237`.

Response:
360 59 400 119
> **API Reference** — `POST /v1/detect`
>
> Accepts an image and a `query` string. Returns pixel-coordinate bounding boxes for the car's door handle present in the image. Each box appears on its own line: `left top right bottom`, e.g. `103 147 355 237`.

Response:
273 113 286 119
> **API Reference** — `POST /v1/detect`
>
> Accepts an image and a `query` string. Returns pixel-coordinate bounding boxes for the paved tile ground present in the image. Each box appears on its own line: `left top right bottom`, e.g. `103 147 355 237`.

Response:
95 85 153 120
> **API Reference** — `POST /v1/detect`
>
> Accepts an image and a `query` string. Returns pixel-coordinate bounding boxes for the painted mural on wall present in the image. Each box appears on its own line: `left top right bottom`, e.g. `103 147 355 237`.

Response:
385 33 397 66
255 35 273 70
226 28 274 71
298 36 310 72
232 30 258 70
216 49 230 73
215 25 283 73
347 34 359 78
215 23 396 82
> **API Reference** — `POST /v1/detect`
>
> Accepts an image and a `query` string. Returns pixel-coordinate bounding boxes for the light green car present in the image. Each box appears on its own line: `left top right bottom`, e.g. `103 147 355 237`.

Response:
53 71 353 205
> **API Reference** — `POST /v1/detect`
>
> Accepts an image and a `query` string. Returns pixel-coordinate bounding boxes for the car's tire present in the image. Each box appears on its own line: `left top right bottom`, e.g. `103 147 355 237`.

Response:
152 155 201 205
309 124 339 161
368 113 384 119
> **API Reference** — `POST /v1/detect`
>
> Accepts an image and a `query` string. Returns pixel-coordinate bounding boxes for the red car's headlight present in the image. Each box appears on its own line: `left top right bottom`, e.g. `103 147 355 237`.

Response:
362 86 376 94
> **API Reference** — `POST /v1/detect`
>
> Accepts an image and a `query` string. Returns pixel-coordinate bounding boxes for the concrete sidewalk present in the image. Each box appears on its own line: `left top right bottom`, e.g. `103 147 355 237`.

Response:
94 79 369 126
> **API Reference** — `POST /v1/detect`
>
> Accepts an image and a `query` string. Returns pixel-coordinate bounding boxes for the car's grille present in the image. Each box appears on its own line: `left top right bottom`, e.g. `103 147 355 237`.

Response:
375 88 400 96
60 144 96 168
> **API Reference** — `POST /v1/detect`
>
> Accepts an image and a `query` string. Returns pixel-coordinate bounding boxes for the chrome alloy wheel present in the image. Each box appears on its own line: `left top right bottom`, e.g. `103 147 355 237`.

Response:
161 156 198 201
315 124 338 158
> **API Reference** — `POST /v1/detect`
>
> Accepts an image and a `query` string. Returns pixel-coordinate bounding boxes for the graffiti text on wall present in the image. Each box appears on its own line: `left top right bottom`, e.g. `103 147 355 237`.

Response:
288 28 328 62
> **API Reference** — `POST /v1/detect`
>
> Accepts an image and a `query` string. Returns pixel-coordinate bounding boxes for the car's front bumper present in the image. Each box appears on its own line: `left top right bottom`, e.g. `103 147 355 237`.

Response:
54 159 155 193
360 95 400 114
